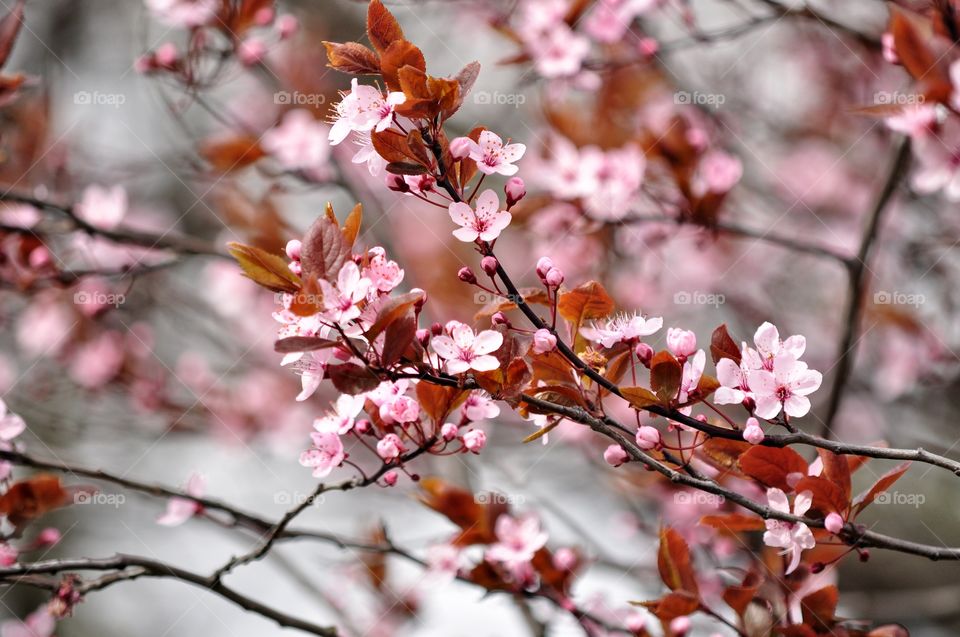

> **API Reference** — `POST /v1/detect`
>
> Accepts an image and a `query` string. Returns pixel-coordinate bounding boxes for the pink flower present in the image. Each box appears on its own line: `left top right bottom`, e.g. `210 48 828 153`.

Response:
763 488 815 575
0 400 25 441
300 431 345 477
284 350 333 402
527 24 590 78
157 472 205 526
449 136 474 160
532 328 557 354
825 512 844 534
462 391 500 421
486 513 548 575
262 109 332 173
884 103 937 137
714 357 750 405
0 543 17 566
635 425 660 450
76 184 127 230
580 312 663 348
669 616 692 636
362 248 404 294
692 150 742 196
463 429 487 453
748 353 823 419
505 177 526 205
441 422 459 441
910 117 960 200
676 350 705 414
68 331 125 389
604 444 628 467
426 544 463 582
462 131 526 176
377 433 405 461
145 0 218 27
431 323 503 374
742 417 765 444
1 608 56 637
238 37 268 66
666 328 697 358
328 79 406 145
584 0 658 43
313 394 365 435
319 261 372 325
448 189 512 243
351 131 388 176
383 470 399 486
578 145 645 220
552 547 578 571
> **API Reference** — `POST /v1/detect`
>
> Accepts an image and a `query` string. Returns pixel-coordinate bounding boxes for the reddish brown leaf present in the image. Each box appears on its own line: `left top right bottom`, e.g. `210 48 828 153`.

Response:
800 585 838 631
738 446 809 491
650 351 682 405
816 449 851 503
0 475 71 529
372 129 418 164
301 211 350 284
326 363 381 395
380 39 426 92
853 461 911 514
699 513 766 533
635 591 699 622
657 527 699 595
700 437 751 472
274 336 339 353
416 383 466 425
342 203 363 247
621 385 660 410
365 291 425 341
323 41 381 75
793 476 849 516
722 572 762 617
366 0 405 54
227 242 302 294
381 310 417 367
710 324 741 365
558 281 615 330
200 134 266 172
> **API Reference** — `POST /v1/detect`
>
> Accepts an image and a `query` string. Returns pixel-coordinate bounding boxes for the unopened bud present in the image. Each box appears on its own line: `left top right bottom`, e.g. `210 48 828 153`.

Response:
449 137 474 160
458 266 477 284
505 177 526 207
480 256 498 276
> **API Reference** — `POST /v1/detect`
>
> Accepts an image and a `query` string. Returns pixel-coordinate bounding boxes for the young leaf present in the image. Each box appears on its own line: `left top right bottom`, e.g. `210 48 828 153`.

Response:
326 363 381 395
275 336 339 353
650 351 682 405
800 585 838 631
737 445 809 491
301 211 350 284
342 203 363 247
367 0 405 54
710 324 741 365
227 242 302 293
380 39 426 92
657 527 699 595
621 386 660 410
323 41 381 75
558 280 615 326
852 461 912 514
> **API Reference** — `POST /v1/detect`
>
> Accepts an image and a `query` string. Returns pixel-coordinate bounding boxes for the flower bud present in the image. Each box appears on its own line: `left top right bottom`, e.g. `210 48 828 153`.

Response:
377 433 405 461
859 549 870 562
383 470 399 486
637 37 659 57
604 444 628 467
416 328 430 346
253 7 275 25
742 417 765 445
634 342 654 367
544 267 564 287
386 173 410 193
449 136 474 160
665 328 697 358
505 177 526 207
463 429 486 453
441 422 459 441
155 42 179 68
276 14 299 39
491 311 510 327
431 322 443 336
458 266 477 284
532 328 557 354
552 547 578 571
285 239 302 261
36 528 62 547
480 255 498 276
669 616 691 636
635 425 660 450
536 257 554 278
238 38 268 66
411 288 427 310
825 512 844 534
354 419 371 434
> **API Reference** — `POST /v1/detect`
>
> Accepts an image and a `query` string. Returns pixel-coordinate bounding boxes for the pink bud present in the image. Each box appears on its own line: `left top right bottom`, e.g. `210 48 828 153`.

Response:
383 470 399 486
28 247 51 269
634 342 654 367
285 239 302 261
411 288 427 309
355 419 371 434
625 613 647 632
463 429 486 453
449 136 474 160
532 329 557 354
535 257 554 278
37 528 61 547
458 266 477 284
238 38 268 66
377 433 405 461
635 425 660 450
134 55 154 74
882 32 899 65
604 444 628 467
253 6 275 25
505 177 526 206
544 267 564 287
670 616 691 636
441 422 458 441
665 328 697 358
552 547 578 571
155 42 178 68
480 256 498 276
431 322 444 336
491 311 510 326
637 37 659 57
825 512 844 534
0 544 16 567
742 417 765 445
276 14 299 39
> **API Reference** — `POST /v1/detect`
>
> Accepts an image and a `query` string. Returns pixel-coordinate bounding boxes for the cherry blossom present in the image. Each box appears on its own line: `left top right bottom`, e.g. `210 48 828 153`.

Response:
314 394 365 435
300 431 345 478
460 131 526 176
585 0 659 43
463 429 487 453
328 79 406 145
742 417 765 445
691 150 743 196
319 261 372 326
426 544 464 582
1 608 56 637
376 433 405 461
763 488 816 575
666 328 697 358
0 399 25 441
284 350 333 402
532 328 557 354
527 23 590 78
748 353 823 419
351 132 388 176
635 425 660 450
157 472 205 526
677 350 705 414
578 145 646 220
825 512 845 534
448 189 513 243
462 391 500 421
145 0 218 28
604 444 628 466
580 312 663 348
261 109 332 174
486 513 548 581
75 184 127 230
909 118 960 200
431 323 504 374
363 247 405 294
